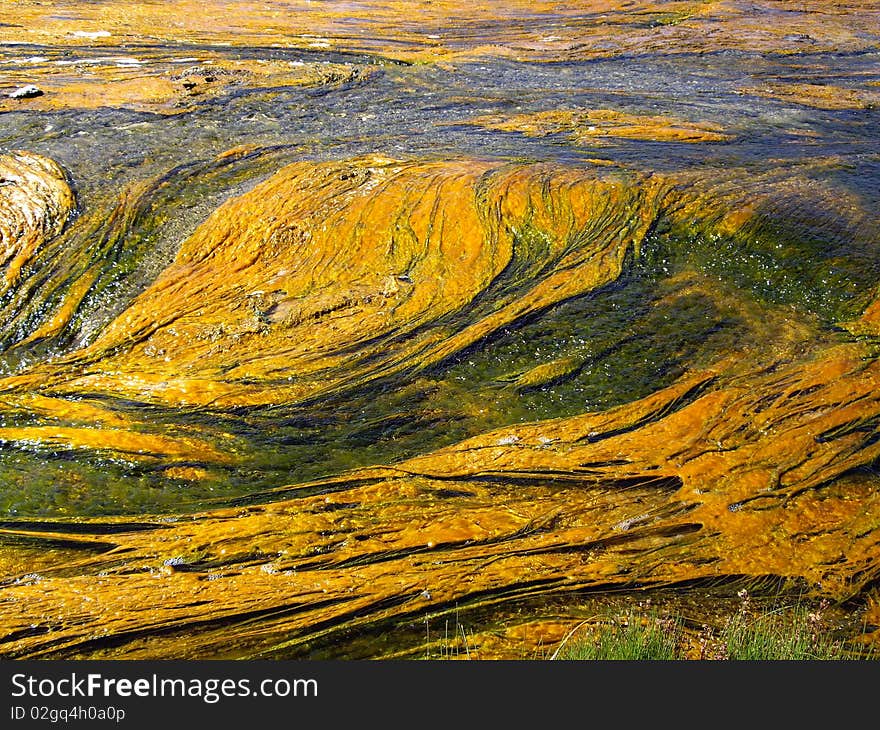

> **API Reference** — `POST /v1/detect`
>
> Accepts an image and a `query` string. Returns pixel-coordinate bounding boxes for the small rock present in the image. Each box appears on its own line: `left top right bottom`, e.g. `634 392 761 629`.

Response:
8 85 43 100
16 573 43 584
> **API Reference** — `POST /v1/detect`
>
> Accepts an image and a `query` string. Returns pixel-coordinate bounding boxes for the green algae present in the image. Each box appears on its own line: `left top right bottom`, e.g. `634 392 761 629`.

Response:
678 228 873 325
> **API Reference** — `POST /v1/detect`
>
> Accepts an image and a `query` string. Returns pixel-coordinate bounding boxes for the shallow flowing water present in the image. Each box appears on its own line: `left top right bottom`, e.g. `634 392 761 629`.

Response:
0 1 879 659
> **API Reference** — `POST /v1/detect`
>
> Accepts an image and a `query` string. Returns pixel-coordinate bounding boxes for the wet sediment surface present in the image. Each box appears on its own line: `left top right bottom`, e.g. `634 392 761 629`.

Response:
0 1 879 658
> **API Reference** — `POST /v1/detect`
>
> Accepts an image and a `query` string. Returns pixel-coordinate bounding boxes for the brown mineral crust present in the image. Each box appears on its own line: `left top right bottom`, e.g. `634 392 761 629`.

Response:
0 151 74 296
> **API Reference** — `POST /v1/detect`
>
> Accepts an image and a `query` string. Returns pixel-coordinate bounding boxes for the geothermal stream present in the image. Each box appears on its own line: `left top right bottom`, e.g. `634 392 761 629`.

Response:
0 1 879 659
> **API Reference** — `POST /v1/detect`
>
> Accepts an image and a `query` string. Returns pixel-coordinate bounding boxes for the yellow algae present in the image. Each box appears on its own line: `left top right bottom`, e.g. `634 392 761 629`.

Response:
1 330 879 657
8 158 668 408
1 76 180 114
0 1 877 65
843 292 880 336
739 82 880 111
0 58 372 115
162 466 210 481
0 151 74 296
0 0 874 664
0 427 231 464
501 356 585 391
15 265 100 346
0 393 131 429
462 109 732 146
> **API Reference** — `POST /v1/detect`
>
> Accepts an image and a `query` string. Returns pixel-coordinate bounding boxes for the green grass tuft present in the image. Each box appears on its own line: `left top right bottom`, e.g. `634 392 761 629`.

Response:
551 594 878 661
555 611 684 661
722 602 855 660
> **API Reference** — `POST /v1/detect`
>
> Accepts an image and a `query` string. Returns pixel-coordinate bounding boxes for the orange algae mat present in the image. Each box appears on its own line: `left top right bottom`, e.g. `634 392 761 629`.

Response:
0 1 879 658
